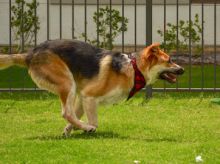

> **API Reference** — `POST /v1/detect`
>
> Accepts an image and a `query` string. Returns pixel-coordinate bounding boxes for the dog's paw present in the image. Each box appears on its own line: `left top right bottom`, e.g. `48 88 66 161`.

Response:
83 125 97 133
62 124 73 136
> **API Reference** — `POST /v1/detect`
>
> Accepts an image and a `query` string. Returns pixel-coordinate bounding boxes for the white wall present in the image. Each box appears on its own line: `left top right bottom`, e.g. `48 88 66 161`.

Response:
0 1 220 46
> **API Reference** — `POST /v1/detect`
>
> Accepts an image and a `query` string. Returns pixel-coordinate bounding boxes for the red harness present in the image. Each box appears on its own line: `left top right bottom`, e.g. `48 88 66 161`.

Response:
127 57 146 100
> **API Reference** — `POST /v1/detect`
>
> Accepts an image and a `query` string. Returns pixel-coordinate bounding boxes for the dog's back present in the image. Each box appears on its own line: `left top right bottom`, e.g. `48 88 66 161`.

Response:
26 39 129 79
26 40 104 79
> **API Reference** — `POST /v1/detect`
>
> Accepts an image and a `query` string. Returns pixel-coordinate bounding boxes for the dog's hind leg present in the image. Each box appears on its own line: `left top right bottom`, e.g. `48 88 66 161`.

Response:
28 55 96 134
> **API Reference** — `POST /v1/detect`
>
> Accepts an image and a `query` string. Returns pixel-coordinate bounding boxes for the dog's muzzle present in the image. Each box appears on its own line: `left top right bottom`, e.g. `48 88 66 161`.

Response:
159 67 184 83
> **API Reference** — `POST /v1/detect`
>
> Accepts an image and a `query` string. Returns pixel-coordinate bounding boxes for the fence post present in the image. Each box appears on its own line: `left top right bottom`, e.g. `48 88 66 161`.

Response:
146 0 153 98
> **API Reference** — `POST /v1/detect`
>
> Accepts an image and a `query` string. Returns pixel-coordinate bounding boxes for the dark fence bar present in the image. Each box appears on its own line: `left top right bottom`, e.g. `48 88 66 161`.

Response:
34 0 37 91
0 88 43 92
134 0 137 52
21 1 24 52
189 0 192 90
201 2 204 89
8 0 12 91
214 2 217 90
9 0 12 54
84 0 87 42
96 0 99 47
34 0 37 47
47 0 50 40
176 0 179 89
72 0 75 39
59 0 62 39
153 88 220 92
146 0 152 46
163 0 167 90
146 0 153 98
109 0 112 48
122 0 124 52
163 0 166 50
21 1 25 89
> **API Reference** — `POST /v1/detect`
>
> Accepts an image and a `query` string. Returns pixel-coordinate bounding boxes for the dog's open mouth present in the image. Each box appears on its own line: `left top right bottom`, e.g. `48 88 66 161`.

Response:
159 72 177 83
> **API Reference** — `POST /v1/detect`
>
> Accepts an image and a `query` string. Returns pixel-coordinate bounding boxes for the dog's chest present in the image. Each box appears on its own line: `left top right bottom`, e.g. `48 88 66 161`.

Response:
96 88 128 104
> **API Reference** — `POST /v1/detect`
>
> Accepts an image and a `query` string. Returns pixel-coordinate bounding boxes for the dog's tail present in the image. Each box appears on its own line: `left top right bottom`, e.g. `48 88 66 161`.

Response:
0 53 28 70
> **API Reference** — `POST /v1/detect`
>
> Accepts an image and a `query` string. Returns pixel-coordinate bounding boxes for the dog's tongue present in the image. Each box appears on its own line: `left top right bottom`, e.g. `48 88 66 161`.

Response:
163 73 177 83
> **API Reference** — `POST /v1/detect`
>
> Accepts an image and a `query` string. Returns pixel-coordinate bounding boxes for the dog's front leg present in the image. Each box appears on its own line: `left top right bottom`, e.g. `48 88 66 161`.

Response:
63 95 84 135
82 96 98 132
60 83 96 134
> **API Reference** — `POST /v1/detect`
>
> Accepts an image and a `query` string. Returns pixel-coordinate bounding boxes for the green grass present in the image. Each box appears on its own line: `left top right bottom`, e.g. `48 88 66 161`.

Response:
0 65 220 88
0 92 220 163
0 66 36 88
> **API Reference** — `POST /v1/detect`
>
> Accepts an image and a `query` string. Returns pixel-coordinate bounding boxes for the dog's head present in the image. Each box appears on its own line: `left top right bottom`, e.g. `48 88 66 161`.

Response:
139 43 184 85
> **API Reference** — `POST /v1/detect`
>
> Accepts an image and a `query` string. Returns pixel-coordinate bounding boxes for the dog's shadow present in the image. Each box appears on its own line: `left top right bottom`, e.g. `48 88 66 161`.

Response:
27 131 178 143
28 131 123 140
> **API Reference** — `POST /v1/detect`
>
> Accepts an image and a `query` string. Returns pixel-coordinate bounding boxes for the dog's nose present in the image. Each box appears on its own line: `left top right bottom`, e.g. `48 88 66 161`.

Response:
176 67 184 75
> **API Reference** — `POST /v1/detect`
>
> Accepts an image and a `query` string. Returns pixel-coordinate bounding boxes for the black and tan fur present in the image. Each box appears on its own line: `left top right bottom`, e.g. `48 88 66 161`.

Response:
0 39 184 135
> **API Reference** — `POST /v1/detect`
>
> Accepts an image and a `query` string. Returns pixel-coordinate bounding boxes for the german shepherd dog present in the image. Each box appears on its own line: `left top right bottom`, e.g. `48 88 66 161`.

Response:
0 40 184 135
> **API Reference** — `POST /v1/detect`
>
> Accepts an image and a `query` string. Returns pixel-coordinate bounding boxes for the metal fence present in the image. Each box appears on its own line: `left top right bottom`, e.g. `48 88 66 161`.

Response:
0 0 219 93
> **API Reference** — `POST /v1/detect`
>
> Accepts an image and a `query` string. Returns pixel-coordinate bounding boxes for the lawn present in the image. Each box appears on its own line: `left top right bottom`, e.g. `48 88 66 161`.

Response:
0 92 220 163
0 65 220 89
0 66 36 88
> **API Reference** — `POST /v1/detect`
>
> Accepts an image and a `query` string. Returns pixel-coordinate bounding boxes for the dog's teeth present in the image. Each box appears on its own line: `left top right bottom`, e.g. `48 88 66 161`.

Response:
164 73 169 78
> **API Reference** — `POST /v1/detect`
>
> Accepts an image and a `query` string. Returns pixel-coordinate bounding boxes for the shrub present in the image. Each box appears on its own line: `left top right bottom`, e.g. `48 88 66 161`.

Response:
11 0 40 53
157 14 202 55
81 6 128 50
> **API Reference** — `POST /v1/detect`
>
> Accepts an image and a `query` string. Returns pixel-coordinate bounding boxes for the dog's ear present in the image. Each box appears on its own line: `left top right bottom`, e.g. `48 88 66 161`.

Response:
142 43 160 59
149 43 160 54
